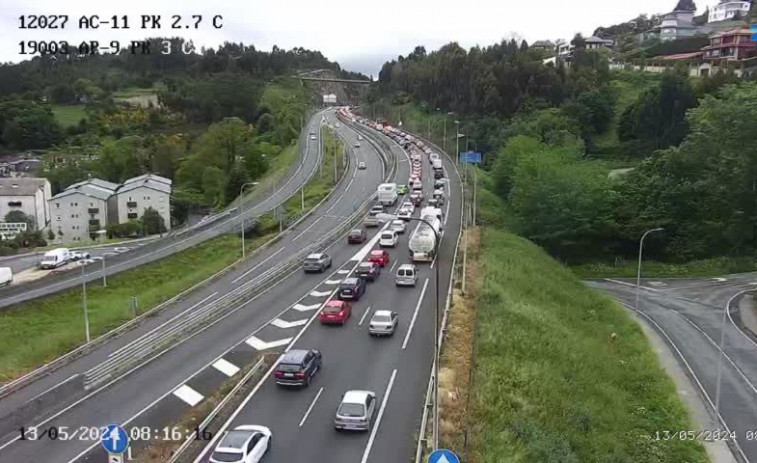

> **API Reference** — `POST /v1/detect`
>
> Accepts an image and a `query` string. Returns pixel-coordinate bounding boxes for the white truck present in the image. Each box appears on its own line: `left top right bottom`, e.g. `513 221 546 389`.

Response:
0 267 12 286
377 183 398 206
408 215 441 262
421 206 443 223
39 248 71 270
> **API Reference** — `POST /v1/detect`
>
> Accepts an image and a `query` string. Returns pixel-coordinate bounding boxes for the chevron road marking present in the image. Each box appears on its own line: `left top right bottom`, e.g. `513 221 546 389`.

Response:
310 290 332 297
271 318 308 329
173 385 204 406
293 303 322 312
325 279 342 285
245 336 293 351
212 358 240 377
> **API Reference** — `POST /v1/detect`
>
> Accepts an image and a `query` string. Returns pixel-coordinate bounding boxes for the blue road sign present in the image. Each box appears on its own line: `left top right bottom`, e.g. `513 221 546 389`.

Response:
100 424 129 454
751 24 757 42
429 449 460 463
460 151 482 164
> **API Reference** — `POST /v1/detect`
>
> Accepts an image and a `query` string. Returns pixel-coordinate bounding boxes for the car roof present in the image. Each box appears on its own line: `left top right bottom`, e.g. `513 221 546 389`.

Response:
342 390 374 403
370 250 384 255
373 310 393 317
342 277 360 284
358 261 374 267
398 264 415 270
217 429 256 450
280 349 309 363
350 229 363 234
306 253 323 259
326 299 346 306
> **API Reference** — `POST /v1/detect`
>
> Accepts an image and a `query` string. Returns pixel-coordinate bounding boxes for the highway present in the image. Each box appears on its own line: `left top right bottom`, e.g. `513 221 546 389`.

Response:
0 109 401 462
0 109 328 310
589 274 757 462
190 119 463 463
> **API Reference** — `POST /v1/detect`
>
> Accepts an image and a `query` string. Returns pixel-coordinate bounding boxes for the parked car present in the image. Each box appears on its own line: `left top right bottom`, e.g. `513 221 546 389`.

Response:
334 390 377 432
321 300 353 324
397 184 409 195
368 249 390 267
337 278 366 301
348 229 367 244
71 251 91 261
395 264 418 287
368 310 399 336
355 261 381 281
273 349 322 387
209 425 272 463
303 253 332 273
390 220 406 234
379 230 398 248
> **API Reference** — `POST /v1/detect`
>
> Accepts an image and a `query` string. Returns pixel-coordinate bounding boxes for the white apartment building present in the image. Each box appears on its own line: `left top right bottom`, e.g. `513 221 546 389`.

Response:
115 174 172 231
0 178 52 230
50 179 119 243
709 0 752 22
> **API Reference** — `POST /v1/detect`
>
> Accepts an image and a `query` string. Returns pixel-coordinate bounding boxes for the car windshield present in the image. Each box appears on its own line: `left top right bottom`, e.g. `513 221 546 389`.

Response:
324 304 343 313
359 263 373 269
277 363 302 372
218 430 252 449
338 402 365 417
373 313 392 323
350 230 362 236
211 451 244 462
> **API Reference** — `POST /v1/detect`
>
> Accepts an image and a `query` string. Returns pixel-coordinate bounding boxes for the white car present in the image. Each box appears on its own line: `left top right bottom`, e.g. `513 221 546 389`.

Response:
400 202 415 214
310 135 317 140
209 425 272 463
335 390 376 431
358 161 366 170
379 230 398 248
390 220 406 234
398 209 412 221
71 251 91 261
355 142 361 148
368 310 399 336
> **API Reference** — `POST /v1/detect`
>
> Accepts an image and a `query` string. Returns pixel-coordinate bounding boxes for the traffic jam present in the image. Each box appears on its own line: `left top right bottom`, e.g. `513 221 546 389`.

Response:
208 108 450 463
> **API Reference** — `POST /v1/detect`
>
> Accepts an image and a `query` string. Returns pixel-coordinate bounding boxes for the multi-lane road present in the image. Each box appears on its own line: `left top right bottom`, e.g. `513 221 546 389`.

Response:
0 110 328 310
590 274 757 462
0 110 462 463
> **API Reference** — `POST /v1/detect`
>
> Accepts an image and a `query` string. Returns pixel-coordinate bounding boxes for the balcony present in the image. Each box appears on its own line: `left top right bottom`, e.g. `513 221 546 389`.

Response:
88 208 99 214
127 213 138 219
127 201 138 208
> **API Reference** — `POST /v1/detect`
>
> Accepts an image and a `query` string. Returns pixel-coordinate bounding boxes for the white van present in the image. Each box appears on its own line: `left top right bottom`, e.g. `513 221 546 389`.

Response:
39 248 71 270
379 230 398 248
0 267 12 286
395 264 418 287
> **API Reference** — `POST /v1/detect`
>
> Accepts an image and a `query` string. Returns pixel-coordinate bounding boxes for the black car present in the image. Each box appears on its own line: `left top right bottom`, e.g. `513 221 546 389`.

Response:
348 229 367 244
273 349 322 387
354 262 381 282
338 277 366 301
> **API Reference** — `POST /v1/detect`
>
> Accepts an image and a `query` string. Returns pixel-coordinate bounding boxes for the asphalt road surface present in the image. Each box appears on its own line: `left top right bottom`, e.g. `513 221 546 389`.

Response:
0 110 405 462
589 273 757 462
0 109 329 310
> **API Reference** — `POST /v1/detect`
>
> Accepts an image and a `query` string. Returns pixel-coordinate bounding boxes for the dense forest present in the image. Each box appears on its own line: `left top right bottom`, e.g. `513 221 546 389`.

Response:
0 38 360 230
369 38 757 263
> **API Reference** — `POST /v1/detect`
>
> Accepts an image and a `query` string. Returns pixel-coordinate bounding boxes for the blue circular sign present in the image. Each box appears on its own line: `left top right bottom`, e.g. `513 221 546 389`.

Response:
429 449 460 463
100 424 129 454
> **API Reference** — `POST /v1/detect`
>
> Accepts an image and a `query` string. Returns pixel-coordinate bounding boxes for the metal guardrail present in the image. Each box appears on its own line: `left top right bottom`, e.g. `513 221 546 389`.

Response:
83 123 396 389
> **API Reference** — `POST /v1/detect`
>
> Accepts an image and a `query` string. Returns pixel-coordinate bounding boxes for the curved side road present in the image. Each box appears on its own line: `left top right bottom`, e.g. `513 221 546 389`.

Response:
0 110 329 310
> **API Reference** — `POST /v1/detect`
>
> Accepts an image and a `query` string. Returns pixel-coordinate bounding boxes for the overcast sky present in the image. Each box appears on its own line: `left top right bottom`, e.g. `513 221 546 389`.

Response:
1 0 720 76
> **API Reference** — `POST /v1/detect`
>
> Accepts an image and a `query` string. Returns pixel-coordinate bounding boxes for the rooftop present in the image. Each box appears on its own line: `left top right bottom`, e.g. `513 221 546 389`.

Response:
0 178 49 196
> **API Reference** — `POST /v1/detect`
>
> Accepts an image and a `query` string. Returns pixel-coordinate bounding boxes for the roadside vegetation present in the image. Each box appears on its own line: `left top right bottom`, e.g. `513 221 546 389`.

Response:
454 171 707 462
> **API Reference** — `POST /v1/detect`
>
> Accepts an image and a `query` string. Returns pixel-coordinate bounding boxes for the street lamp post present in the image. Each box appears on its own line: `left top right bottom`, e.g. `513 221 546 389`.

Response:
455 121 460 167
377 213 440 449
81 262 90 343
101 255 107 287
635 227 664 310
239 182 259 258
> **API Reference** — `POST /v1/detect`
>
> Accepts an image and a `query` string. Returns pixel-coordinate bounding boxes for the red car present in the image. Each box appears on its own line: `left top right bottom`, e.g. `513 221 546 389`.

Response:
320 300 352 325
368 249 390 267
410 193 423 206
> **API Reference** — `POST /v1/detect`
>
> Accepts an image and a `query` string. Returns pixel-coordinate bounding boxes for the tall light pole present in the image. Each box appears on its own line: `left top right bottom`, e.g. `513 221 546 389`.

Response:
635 227 664 310
81 262 90 343
239 182 259 258
455 120 460 167
377 212 440 449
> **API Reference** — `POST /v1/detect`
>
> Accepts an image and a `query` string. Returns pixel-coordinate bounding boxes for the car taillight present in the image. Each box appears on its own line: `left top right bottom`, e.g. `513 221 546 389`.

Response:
274 370 283 378
295 371 305 379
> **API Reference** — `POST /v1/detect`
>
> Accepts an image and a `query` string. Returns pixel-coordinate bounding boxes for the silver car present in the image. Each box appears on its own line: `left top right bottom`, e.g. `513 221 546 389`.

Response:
303 253 332 273
334 390 376 431
390 220 406 234
368 310 398 336
395 264 418 287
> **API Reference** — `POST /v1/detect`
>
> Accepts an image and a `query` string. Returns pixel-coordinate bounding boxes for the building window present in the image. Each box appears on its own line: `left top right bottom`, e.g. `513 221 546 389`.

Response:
56 216 61 221
127 213 138 219
127 201 137 208
7 201 21 207
56 203 59 208
88 208 99 214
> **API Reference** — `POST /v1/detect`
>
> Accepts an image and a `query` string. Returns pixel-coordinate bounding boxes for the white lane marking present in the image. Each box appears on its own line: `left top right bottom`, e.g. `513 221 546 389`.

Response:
711 277 727 282
359 306 373 326
103 252 118 257
232 248 285 284
605 278 662 292
212 358 240 377
293 303 322 312
402 279 429 350
299 387 325 427
172 384 204 406
360 369 398 463
245 336 293 351
271 318 308 329
292 217 323 242
336 269 350 274
389 260 397 273
325 279 342 285
310 290 332 297
108 291 219 358
345 176 355 191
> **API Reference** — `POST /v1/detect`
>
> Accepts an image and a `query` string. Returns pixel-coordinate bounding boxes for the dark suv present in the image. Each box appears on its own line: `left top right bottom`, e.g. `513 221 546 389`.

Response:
273 349 322 387
338 277 366 301
348 229 367 244
354 261 381 282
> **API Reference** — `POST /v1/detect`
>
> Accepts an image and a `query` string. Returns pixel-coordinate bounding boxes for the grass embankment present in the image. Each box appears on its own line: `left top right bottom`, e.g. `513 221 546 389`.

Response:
0 232 274 383
51 105 87 127
452 172 707 462
572 257 757 280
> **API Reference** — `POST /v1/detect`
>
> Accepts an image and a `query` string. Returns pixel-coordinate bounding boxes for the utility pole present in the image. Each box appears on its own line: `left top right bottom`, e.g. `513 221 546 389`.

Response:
101 255 107 287
301 187 305 211
81 263 90 343
473 167 477 227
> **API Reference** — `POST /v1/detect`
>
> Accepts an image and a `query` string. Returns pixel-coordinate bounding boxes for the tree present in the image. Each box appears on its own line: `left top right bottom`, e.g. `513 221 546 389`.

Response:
141 207 167 235
0 98 62 150
4 211 35 230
